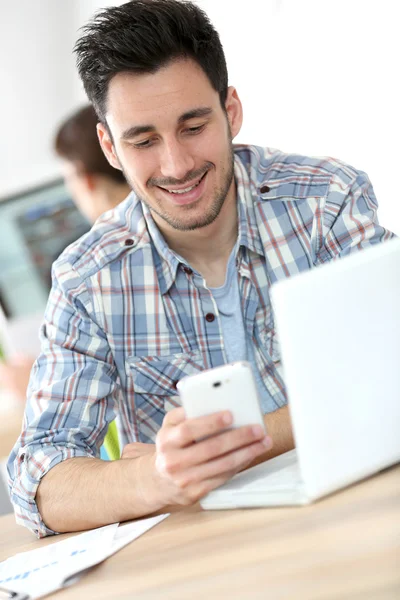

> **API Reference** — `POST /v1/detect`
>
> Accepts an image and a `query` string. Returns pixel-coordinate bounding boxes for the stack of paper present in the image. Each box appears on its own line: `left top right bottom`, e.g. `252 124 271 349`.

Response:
0 514 168 599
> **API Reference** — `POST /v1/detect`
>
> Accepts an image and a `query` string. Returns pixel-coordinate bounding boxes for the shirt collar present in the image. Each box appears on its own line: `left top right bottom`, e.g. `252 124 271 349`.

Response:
140 151 265 294
234 154 265 257
141 202 180 294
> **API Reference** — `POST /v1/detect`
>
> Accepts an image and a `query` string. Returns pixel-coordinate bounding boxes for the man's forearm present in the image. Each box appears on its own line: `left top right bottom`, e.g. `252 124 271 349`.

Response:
249 405 294 468
35 407 290 533
36 453 163 533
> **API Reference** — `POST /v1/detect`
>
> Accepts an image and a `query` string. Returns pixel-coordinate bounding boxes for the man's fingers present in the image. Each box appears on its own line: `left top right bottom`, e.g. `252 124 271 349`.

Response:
179 474 230 505
163 437 271 487
192 425 268 466
173 439 272 503
157 407 271 509
162 407 186 427
160 410 233 450
163 425 267 471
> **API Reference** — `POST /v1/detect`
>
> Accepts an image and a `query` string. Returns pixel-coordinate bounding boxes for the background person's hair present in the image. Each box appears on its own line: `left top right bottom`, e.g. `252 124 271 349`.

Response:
54 104 126 183
74 0 228 123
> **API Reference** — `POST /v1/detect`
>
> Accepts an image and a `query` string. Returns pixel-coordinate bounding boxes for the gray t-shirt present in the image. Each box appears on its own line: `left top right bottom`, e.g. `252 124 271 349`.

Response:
209 248 273 413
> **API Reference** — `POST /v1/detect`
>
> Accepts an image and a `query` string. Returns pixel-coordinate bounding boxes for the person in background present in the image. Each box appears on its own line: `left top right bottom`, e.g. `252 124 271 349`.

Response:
8 0 394 538
0 105 130 401
55 104 130 223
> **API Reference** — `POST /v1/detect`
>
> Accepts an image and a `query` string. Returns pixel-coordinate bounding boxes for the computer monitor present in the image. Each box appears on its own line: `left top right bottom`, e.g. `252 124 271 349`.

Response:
0 179 90 320
0 179 90 357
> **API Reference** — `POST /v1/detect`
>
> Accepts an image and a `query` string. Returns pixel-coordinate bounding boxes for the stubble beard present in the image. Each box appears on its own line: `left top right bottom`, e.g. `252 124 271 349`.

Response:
122 143 235 232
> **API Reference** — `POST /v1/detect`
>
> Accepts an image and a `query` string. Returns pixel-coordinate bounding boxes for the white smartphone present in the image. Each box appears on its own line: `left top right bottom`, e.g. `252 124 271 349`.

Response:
177 361 266 433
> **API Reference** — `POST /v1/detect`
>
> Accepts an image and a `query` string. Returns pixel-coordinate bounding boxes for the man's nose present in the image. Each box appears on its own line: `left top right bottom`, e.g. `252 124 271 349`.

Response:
159 138 195 181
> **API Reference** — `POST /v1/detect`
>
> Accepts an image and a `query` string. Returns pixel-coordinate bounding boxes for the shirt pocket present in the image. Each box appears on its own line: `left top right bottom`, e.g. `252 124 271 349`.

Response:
126 350 204 422
259 176 330 201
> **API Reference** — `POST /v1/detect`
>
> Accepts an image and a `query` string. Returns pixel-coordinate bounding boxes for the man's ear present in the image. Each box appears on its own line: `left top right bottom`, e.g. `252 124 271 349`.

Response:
225 86 243 140
97 122 122 170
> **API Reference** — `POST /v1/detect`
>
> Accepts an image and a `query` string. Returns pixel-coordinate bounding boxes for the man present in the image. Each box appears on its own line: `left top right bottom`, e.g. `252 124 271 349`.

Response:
0 105 130 402
8 0 393 537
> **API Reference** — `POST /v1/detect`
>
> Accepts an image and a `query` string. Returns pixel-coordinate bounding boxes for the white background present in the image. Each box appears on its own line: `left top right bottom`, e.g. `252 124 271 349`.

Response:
1 0 399 233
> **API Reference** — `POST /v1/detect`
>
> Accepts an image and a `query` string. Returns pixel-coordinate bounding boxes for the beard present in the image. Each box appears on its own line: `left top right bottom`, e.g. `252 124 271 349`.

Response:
121 140 235 232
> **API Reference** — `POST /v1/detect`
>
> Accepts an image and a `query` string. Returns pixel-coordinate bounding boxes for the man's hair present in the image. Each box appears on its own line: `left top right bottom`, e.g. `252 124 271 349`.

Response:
74 0 228 123
54 105 126 183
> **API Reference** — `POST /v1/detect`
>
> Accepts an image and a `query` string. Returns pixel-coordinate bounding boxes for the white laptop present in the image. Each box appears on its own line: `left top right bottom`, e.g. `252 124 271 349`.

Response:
201 238 400 509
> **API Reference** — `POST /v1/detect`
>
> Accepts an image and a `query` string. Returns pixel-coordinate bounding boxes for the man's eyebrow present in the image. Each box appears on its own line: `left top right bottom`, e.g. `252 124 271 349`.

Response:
120 107 213 140
177 107 213 124
121 124 156 140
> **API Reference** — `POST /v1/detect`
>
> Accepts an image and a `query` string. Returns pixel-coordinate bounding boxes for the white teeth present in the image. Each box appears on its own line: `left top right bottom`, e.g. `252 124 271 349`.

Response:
168 184 196 194
164 177 202 194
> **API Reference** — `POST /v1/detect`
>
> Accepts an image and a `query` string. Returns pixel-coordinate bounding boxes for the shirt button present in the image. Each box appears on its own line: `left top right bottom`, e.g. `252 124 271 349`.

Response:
260 184 270 194
124 238 135 247
182 266 193 275
20 453 25 461
205 313 215 323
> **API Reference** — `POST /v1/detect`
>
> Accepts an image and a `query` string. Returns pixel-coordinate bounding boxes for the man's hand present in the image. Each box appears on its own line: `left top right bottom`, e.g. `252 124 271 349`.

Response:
36 406 288 534
121 442 155 460
129 407 272 509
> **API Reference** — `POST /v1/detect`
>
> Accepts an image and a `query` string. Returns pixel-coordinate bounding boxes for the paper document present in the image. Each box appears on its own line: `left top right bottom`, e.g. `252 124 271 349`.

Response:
0 513 168 599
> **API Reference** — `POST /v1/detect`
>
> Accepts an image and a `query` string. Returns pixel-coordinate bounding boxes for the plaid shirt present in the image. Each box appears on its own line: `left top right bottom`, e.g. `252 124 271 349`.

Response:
7 145 393 536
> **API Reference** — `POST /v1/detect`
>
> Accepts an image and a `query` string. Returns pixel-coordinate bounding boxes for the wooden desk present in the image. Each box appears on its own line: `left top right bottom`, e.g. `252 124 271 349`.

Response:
1 464 399 599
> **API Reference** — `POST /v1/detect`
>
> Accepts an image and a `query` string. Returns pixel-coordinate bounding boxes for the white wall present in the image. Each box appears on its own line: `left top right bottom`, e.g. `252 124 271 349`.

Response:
197 0 400 233
0 1 124 199
0 2 76 197
1 0 399 233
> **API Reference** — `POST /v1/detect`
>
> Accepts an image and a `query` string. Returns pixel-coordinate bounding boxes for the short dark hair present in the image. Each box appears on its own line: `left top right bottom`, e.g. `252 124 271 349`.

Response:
74 0 228 123
54 104 126 183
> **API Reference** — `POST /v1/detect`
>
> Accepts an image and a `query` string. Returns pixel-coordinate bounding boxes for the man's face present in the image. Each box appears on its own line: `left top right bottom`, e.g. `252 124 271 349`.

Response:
98 58 242 232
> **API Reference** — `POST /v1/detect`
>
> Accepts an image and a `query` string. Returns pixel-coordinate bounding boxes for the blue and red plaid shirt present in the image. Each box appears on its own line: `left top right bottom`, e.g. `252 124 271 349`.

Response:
7 145 393 536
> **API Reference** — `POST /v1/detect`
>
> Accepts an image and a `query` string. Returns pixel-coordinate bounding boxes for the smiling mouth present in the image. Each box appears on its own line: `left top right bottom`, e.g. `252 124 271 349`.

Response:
157 171 207 195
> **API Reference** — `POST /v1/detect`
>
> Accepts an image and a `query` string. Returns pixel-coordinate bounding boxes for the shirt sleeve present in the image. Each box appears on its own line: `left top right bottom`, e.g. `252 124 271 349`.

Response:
6 259 120 537
315 169 395 264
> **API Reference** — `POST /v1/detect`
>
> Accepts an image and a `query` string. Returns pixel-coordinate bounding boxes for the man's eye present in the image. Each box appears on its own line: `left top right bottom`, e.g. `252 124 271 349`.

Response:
134 139 153 149
186 125 205 134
